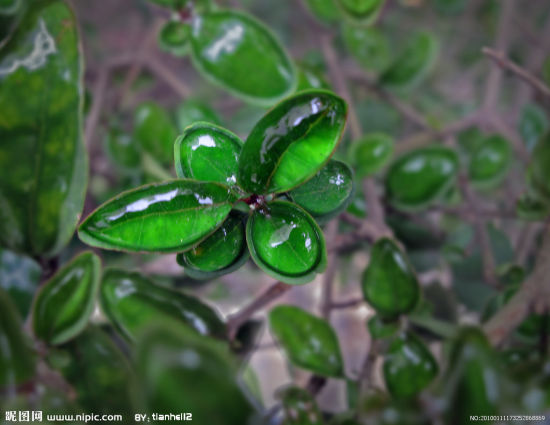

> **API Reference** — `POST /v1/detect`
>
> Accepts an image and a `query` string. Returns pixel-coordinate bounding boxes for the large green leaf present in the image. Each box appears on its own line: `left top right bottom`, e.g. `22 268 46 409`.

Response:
0 287 35 389
468 134 511 188
32 251 101 345
342 25 390 72
0 0 86 256
383 331 438 399
350 132 394 177
337 0 385 24
79 180 236 253
134 101 178 165
177 212 249 280
136 323 256 425
379 31 439 91
100 269 226 341
362 238 420 319
174 122 242 185
189 10 296 105
386 146 458 210
269 305 344 377
289 160 355 223
246 201 327 285
238 90 347 194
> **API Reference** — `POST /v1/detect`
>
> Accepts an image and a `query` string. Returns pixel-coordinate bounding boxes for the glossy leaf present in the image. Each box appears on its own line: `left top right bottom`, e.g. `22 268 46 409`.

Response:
177 212 248 280
350 133 394 177
386 146 459 210
174 122 242 185
100 269 226 341
269 305 344 377
134 101 178 165
175 99 221 132
33 252 101 345
280 386 324 425
337 0 385 24
158 20 190 57
379 31 439 91
342 25 390 72
362 238 420 319
527 132 550 202
0 0 87 256
0 287 34 389
55 326 134 415
104 126 141 173
519 104 548 153
0 249 40 317
383 331 438 399
79 180 236 253
136 323 256 425
246 201 327 285
303 0 341 24
189 10 296 105
468 135 511 188
289 160 355 222
367 315 399 340
238 90 347 194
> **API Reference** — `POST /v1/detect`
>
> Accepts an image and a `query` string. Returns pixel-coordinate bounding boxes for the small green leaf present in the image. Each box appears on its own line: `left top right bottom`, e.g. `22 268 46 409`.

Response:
296 63 330 92
0 287 35 389
516 192 550 221
78 180 236 253
55 326 134 415
468 134 511 188
269 305 344 377
175 99 221 132
246 201 327 285
104 126 141 173
238 90 347 194
280 386 324 425
302 0 341 24
174 122 243 186
189 10 296 105
32 252 101 345
337 0 385 24
134 101 178 165
367 315 399 340
136 323 255 425
379 31 439 91
383 331 438 399
0 0 87 256
433 0 466 14
0 0 26 47
0 249 40 318
100 269 226 341
385 146 459 210
362 238 420 319
177 212 248 280
519 104 549 153
350 132 394 177
527 132 550 202
158 20 190 57
342 25 390 72
146 0 189 9
289 160 355 223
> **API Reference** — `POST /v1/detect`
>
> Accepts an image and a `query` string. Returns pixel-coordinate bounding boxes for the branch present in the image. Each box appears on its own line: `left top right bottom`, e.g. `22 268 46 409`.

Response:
482 47 550 100
321 220 340 320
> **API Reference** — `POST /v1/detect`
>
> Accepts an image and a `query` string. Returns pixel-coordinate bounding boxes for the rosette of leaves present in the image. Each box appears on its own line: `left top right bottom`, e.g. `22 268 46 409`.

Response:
79 90 351 285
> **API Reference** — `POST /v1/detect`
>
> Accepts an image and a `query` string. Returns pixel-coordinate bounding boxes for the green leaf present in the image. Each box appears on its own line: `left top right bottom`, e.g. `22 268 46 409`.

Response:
362 238 420 319
302 0 341 24
175 99 221 132
383 331 438 399
379 31 439 91
246 201 327 285
296 63 330 92
238 90 347 194
0 0 26 47
54 326 134 415
350 132 394 177
146 0 189 9
177 212 249 280
269 305 344 377
189 10 296 105
516 192 550 221
468 134 511 188
433 0 466 15
0 0 87 256
136 323 256 425
134 101 178 165
385 146 459 211
337 0 385 24
280 386 324 425
527 132 550 202
32 251 101 345
519 104 549 153
289 160 355 223
0 287 35 389
158 20 190 57
78 179 236 253
0 249 40 318
100 269 226 341
367 315 399 340
342 25 390 72
174 122 243 186
104 126 141 173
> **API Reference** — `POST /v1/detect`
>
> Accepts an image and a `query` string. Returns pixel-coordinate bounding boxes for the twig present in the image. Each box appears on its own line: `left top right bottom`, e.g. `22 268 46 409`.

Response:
482 47 550 100
321 220 340 320
84 67 109 148
147 58 192 98
330 298 363 309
